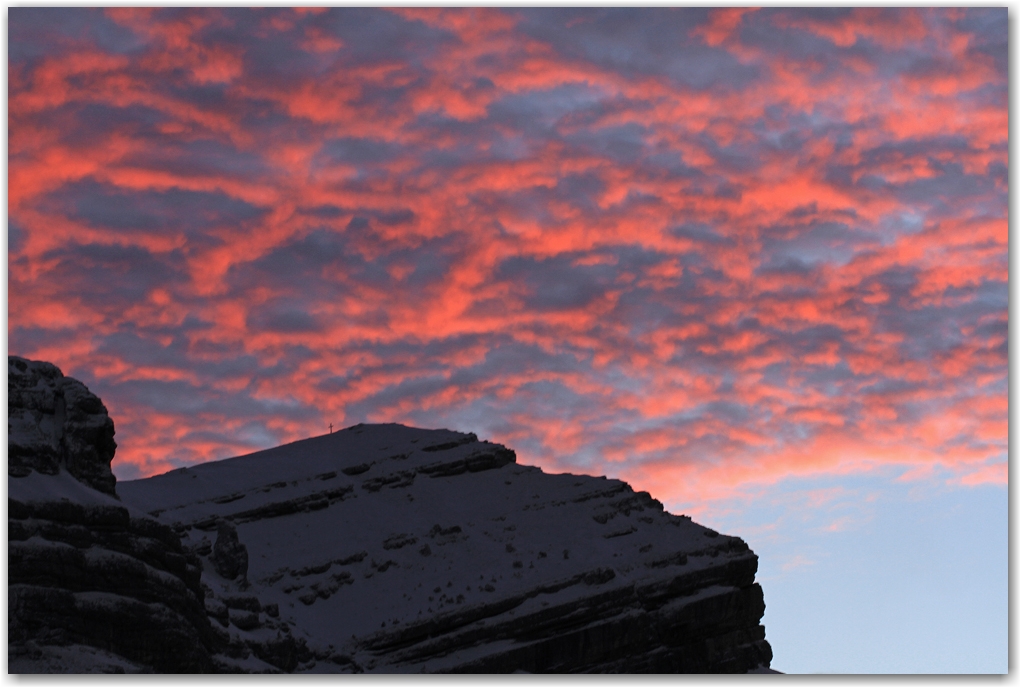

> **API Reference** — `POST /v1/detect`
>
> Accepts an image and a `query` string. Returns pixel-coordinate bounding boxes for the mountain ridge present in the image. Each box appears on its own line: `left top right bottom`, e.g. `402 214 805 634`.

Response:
9 356 773 673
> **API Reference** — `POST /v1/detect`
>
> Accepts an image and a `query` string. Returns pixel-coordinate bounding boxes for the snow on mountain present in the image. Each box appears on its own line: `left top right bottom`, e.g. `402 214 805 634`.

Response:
119 423 773 672
9 356 773 673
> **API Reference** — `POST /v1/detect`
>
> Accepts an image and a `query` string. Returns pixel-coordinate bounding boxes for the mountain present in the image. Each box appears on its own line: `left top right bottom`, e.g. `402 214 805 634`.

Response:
8 356 773 673
8 356 220 672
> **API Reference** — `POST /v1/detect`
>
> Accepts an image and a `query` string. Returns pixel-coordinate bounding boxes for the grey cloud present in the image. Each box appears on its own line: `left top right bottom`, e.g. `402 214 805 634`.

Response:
298 204 346 219
319 137 404 166
670 222 733 246
9 7 145 64
70 104 169 144
759 221 879 270
38 242 187 310
9 220 26 254
226 225 457 317
246 304 322 334
487 84 604 136
956 8 1007 78
49 179 266 235
94 329 261 382
128 137 270 182
496 254 618 312
102 377 314 423
226 229 358 294
513 8 759 91
562 123 648 165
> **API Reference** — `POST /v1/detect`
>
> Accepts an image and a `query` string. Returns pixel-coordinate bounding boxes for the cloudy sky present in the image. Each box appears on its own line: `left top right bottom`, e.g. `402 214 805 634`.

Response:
8 7 1007 673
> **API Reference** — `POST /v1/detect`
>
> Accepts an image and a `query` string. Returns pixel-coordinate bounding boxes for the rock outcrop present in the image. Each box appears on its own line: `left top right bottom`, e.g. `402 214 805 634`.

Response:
8 356 117 495
211 521 249 583
9 356 773 673
8 494 221 672
9 357 234 672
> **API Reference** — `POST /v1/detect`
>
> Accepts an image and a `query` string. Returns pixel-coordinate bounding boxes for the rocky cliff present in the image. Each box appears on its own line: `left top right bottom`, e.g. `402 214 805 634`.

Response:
8 356 117 495
8 357 225 672
9 356 773 673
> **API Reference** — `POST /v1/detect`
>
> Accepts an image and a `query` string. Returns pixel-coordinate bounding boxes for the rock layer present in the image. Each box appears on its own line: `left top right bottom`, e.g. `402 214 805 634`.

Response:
8 356 117 495
8 357 300 673
8 496 220 672
120 423 774 673
9 356 773 673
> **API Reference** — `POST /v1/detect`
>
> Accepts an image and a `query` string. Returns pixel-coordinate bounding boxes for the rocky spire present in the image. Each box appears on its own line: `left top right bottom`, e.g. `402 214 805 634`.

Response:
8 356 118 495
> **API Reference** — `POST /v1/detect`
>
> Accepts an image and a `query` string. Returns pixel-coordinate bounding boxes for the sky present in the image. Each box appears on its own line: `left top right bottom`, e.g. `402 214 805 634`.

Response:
6 7 1008 674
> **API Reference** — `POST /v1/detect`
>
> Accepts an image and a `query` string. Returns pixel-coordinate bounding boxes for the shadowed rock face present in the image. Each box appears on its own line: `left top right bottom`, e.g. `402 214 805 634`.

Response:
8 356 117 495
8 498 221 673
120 423 774 674
211 521 249 583
9 357 773 673
7 357 228 673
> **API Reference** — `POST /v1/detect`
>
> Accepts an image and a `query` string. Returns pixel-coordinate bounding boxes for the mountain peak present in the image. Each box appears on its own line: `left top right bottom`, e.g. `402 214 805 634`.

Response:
10 359 772 673
119 420 771 672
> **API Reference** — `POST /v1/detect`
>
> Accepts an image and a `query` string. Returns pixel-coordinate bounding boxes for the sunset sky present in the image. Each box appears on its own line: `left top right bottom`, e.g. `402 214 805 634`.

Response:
7 7 1008 673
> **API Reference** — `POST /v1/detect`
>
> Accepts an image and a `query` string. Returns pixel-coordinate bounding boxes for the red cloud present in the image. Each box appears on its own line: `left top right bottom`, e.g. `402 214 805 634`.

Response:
8 8 1006 503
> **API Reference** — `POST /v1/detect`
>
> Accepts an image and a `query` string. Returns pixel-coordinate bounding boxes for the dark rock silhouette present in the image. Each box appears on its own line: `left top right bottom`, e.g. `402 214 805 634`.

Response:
9 356 773 673
7 356 306 673
8 499 220 672
7 357 225 672
211 521 249 583
8 356 117 494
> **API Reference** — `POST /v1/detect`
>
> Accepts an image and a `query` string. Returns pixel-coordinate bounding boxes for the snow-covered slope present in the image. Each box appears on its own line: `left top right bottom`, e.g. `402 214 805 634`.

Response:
119 423 773 673
9 355 772 673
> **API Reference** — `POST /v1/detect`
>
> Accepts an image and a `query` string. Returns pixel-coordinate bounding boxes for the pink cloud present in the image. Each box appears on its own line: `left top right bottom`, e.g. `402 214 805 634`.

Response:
8 8 1005 502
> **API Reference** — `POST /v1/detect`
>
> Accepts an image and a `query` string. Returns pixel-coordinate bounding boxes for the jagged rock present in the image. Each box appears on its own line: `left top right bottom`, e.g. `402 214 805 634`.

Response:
8 496 222 672
211 522 249 582
228 609 260 631
119 423 774 673
222 594 260 612
205 598 229 626
8 356 117 494
8 357 773 673
7 357 226 673
245 633 311 673
9 641 148 674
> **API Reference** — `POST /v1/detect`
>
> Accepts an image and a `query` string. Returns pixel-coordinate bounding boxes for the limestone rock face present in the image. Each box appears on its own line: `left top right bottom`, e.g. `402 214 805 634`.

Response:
8 356 773 673
8 357 233 673
8 356 117 495
211 521 249 582
119 423 774 673
8 496 221 672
